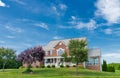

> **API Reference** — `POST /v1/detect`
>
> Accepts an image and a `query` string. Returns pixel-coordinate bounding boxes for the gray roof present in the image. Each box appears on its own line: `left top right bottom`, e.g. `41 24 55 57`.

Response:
43 37 86 51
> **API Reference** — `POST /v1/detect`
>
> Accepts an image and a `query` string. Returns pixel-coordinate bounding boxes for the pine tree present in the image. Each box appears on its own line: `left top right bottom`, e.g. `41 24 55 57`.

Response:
102 60 107 71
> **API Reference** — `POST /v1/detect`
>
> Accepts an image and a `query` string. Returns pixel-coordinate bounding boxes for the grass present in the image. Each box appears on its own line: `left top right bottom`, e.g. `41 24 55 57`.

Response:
0 68 120 78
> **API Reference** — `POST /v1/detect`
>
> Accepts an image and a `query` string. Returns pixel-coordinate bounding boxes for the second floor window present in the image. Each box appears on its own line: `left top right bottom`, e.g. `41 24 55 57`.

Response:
46 50 52 56
57 48 64 56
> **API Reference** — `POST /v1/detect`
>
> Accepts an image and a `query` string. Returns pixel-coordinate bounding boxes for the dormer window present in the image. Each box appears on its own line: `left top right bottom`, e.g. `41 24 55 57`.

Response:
57 48 64 56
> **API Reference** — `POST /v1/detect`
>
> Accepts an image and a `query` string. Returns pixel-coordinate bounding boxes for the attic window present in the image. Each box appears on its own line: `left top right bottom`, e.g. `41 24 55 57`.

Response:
59 42 62 45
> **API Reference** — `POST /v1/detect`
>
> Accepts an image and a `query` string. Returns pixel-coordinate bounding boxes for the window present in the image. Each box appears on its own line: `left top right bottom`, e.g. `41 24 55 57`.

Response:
46 51 48 55
88 57 99 65
57 48 64 56
50 50 52 55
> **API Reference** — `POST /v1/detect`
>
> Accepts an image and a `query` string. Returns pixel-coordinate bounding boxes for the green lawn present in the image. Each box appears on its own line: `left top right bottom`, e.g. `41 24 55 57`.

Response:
0 68 120 78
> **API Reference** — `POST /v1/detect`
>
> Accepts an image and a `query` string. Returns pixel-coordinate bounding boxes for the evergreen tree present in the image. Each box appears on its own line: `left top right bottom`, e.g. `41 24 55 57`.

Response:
102 60 107 71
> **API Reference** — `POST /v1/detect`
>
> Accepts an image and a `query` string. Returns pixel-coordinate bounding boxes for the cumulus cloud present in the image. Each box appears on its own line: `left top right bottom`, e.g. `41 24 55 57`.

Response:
59 19 97 30
95 0 120 24
34 23 49 30
0 0 9 7
76 19 96 30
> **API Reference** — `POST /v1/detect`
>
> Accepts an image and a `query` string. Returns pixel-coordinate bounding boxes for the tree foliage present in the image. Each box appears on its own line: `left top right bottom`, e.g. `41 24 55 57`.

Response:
107 66 115 72
68 39 88 74
69 39 88 64
17 46 45 72
108 63 120 70
0 47 19 71
102 60 107 72
62 52 71 62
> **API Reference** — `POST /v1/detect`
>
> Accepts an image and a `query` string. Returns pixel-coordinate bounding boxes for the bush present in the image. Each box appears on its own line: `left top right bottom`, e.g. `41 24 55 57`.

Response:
66 65 70 68
36 66 40 68
107 66 115 72
73 65 76 67
19 66 24 69
52 65 55 68
41 65 45 68
118 65 120 70
60 65 64 68
47 65 51 68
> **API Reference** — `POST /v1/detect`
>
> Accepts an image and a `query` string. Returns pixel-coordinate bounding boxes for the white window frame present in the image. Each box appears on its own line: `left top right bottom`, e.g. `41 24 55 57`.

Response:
57 48 64 56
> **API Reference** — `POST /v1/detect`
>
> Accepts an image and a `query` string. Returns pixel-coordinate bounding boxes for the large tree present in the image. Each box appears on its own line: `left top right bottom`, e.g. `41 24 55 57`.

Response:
69 39 88 74
0 47 16 71
17 46 45 72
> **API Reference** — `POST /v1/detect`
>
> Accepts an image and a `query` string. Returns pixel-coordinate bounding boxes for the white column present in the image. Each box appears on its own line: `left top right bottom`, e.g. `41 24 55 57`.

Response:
83 62 86 68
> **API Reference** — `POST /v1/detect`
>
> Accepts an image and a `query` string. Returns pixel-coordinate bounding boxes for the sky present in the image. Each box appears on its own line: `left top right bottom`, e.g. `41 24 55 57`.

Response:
0 0 120 63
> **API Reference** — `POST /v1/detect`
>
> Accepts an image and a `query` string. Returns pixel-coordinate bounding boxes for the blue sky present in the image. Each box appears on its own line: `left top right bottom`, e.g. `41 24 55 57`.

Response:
0 0 120 63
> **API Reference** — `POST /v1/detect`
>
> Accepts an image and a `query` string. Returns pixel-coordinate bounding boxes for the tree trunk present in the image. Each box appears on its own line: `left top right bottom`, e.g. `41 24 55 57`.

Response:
2 62 6 72
76 62 78 75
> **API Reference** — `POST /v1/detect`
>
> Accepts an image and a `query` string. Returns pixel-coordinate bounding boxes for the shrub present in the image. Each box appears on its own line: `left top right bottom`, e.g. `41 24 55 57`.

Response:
19 66 24 69
73 65 76 67
107 66 115 72
66 65 70 68
79 66 84 69
47 65 51 68
60 65 64 68
36 66 40 68
118 65 120 70
41 65 45 68
52 65 55 68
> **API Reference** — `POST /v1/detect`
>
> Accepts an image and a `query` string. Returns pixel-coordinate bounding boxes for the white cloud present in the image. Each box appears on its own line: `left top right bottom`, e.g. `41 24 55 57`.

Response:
52 6 60 16
59 19 97 30
53 36 63 40
34 23 49 30
95 0 120 24
0 0 9 7
5 25 24 33
6 35 15 39
10 0 26 5
51 3 67 16
104 29 112 34
76 19 96 30
102 52 120 63
59 4 67 10
71 16 76 20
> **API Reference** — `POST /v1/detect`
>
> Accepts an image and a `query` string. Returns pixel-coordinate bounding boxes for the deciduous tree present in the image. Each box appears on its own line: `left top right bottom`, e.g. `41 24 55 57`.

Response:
17 46 45 73
69 39 88 74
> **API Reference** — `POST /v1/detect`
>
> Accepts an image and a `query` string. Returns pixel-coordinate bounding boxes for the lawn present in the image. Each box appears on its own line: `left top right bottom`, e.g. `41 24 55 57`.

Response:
0 68 120 78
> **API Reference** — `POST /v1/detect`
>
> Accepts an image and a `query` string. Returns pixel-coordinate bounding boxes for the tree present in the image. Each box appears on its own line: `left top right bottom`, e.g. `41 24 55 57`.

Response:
0 47 16 71
62 52 71 62
69 39 88 74
17 46 45 73
102 60 107 72
62 52 71 66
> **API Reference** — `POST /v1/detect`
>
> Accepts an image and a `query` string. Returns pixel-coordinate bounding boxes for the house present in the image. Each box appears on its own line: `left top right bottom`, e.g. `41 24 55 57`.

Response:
43 37 101 71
